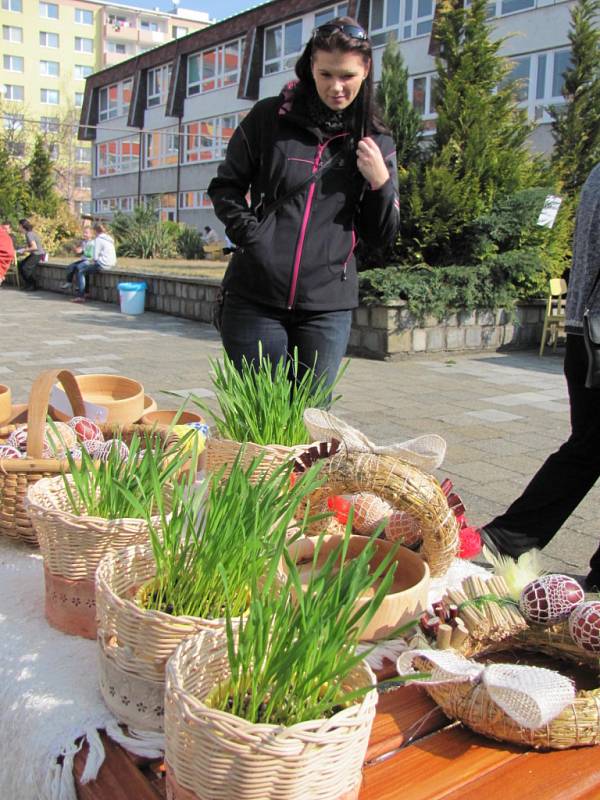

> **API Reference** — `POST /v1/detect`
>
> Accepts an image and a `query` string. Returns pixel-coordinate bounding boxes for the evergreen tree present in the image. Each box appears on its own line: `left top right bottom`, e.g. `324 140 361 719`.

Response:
410 0 539 264
0 137 28 222
27 135 60 217
376 41 423 168
550 0 600 195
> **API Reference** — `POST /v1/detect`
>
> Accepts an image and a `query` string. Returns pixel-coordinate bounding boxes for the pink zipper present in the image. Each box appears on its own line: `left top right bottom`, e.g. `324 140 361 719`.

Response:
287 133 348 309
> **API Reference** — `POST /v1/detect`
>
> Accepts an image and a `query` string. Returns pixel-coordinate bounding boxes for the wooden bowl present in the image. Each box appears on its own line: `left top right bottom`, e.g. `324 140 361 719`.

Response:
141 394 157 418
70 374 145 426
288 535 430 641
140 409 204 427
0 385 12 425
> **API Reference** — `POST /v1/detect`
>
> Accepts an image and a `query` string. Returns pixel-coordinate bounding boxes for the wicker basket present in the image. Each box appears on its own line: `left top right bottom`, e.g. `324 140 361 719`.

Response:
164 632 377 800
0 369 86 546
206 437 300 481
308 452 459 578
26 474 160 639
95 544 240 732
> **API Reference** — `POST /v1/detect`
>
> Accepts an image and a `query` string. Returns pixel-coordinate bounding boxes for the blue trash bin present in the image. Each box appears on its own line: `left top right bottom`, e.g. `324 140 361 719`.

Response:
118 282 147 315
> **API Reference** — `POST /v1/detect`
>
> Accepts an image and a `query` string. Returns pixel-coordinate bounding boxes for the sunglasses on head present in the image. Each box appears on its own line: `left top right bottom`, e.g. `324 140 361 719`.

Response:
312 23 369 41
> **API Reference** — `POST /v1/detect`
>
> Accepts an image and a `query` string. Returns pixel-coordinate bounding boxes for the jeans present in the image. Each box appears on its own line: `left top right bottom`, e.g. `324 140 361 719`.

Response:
18 253 42 289
66 258 92 285
220 292 352 394
484 334 600 577
75 260 103 297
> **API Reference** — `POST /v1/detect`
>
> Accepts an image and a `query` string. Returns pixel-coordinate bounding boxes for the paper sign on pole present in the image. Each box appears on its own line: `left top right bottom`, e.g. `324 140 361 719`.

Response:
537 195 562 228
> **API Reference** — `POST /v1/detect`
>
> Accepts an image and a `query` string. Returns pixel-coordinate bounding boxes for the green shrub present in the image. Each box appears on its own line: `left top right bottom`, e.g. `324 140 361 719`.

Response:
111 205 180 259
178 226 206 259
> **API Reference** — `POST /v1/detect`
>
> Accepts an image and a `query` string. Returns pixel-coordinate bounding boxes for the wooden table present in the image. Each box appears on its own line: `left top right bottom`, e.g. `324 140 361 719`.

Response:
74 664 600 800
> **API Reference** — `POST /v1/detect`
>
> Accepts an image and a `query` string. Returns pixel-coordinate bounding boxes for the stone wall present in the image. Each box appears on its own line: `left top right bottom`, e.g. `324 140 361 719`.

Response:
12 263 544 359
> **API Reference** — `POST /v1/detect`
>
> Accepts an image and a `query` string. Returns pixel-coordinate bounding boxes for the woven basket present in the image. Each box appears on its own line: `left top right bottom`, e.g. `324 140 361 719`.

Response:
308 452 459 578
96 543 240 732
164 632 377 800
0 369 86 547
206 437 302 481
26 473 161 639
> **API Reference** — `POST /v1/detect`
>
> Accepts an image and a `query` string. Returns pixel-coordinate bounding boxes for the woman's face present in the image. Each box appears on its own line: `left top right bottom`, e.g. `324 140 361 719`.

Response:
311 48 370 111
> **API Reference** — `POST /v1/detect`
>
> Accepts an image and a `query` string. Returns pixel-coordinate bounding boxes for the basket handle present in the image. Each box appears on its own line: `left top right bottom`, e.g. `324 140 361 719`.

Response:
26 369 86 458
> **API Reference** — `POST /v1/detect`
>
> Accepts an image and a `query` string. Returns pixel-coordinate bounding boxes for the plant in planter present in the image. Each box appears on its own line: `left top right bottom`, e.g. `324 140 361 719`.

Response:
95 450 326 732
163 523 402 800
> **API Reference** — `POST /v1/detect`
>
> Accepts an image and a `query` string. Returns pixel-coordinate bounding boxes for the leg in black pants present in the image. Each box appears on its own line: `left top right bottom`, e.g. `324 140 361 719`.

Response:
483 334 600 581
18 254 42 290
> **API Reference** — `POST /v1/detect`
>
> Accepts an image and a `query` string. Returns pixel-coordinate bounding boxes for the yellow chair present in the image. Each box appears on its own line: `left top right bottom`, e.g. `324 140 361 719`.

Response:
539 277 567 356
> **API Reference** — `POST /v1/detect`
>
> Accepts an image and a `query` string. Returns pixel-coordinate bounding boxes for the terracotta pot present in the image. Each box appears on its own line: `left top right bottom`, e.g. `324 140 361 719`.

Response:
288 535 430 640
0 385 12 425
140 409 204 427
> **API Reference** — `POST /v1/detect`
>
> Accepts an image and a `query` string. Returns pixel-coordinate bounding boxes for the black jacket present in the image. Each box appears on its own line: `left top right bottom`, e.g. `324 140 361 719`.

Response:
208 88 400 311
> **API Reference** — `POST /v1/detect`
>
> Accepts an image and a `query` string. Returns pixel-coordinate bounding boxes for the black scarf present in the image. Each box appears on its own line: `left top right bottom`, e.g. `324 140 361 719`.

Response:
305 92 354 134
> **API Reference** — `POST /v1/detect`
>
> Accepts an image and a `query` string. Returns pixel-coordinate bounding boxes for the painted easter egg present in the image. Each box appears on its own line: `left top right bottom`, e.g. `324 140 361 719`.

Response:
83 439 105 458
69 447 83 461
67 416 104 443
7 426 28 452
44 422 78 458
97 439 130 462
172 424 206 454
350 492 393 535
569 601 600 653
0 445 22 459
384 510 422 547
519 574 584 625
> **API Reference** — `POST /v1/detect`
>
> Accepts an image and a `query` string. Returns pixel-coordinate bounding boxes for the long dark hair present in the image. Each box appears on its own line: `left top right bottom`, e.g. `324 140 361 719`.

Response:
294 16 388 139
19 218 33 232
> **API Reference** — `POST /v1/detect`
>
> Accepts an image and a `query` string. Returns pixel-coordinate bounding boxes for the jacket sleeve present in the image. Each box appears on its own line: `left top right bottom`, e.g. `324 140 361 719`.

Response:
354 134 400 248
207 100 271 247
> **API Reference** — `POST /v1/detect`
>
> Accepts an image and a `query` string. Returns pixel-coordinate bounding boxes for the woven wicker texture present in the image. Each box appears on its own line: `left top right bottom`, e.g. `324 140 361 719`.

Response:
309 452 459 578
164 631 377 800
206 437 306 482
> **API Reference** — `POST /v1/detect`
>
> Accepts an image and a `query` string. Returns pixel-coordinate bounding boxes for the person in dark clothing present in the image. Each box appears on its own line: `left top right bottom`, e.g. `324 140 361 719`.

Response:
481 163 600 589
208 17 400 390
17 218 46 291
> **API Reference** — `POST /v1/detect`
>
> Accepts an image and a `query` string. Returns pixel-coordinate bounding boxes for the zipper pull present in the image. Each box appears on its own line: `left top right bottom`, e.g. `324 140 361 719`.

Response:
342 264 347 281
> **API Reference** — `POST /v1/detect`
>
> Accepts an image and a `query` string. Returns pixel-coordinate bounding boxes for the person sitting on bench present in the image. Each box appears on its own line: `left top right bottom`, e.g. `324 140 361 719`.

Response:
61 227 95 291
71 223 116 304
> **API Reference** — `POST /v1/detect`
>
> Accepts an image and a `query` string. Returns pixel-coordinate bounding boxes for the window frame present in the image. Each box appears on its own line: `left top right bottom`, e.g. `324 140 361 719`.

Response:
503 47 571 123
3 54 24 72
3 84 25 102
95 136 140 176
40 59 60 77
369 0 435 46
39 1 59 19
75 7 93 25
182 111 247 164
39 30 59 47
75 35 94 53
263 18 304 76
40 87 60 104
313 3 349 27
98 79 132 121
2 0 23 12
178 190 213 209
143 125 180 170
147 63 172 107
74 64 93 80
187 39 243 96
4 25 24 42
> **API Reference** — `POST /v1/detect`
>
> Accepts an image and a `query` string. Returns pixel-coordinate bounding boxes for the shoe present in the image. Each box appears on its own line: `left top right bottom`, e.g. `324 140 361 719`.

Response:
60 282 72 290
584 572 600 592
71 296 86 303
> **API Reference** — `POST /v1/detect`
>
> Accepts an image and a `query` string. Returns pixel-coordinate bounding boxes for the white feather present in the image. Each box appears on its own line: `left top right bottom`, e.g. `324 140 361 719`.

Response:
482 546 546 600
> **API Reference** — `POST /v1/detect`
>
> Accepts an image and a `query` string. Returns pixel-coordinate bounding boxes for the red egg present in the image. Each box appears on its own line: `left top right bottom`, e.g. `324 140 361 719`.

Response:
68 416 104 443
350 492 392 535
384 510 422 546
569 601 600 653
519 574 584 625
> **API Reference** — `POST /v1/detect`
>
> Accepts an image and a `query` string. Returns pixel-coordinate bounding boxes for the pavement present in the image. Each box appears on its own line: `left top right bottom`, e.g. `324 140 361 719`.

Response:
2 286 597 581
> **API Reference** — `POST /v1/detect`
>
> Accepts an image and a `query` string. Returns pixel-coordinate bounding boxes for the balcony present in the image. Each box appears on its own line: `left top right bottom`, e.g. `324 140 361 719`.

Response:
103 50 128 66
103 23 138 43
138 28 167 45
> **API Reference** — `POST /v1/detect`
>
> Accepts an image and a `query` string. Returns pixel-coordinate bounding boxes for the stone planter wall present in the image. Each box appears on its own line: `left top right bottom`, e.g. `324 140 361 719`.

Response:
9 264 544 360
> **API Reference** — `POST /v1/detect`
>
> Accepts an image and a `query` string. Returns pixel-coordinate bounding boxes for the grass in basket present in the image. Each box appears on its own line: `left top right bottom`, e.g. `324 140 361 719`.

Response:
120 449 326 619
209 517 404 727
59 427 195 520
190 345 348 447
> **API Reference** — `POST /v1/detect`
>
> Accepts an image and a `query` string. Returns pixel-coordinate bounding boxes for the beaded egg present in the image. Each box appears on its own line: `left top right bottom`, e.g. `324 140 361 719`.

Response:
384 510 422 547
44 422 78 458
350 492 392 535
83 439 106 458
519 574 584 625
96 439 130 462
67 416 104 443
0 445 22 459
6 426 28 452
569 601 600 653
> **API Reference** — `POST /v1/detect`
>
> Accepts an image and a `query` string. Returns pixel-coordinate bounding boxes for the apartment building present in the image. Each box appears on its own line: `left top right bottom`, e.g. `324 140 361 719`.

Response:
78 0 582 229
1 0 210 215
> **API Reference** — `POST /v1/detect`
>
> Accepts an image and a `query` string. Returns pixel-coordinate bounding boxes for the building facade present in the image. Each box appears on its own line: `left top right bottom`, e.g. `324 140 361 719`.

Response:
79 0 579 230
1 0 210 215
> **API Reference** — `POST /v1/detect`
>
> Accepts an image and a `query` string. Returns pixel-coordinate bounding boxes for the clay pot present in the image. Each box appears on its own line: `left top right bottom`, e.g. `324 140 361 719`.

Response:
141 409 204 427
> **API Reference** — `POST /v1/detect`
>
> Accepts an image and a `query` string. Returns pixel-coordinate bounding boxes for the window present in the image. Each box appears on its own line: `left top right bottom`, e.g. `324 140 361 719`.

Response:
485 0 534 16
98 79 132 120
108 13 131 27
314 3 349 27
188 40 243 95
95 136 140 176
40 2 59 18
49 142 59 159
41 88 59 104
3 55 24 72
75 173 91 189
147 63 172 107
40 31 59 47
183 111 246 163
141 19 160 31
264 19 303 75
75 200 92 215
370 0 435 45
107 41 127 53
3 84 24 101
4 113 24 131
75 8 93 24
76 146 91 162
409 72 437 132
75 92 84 107
40 116 59 132
172 25 188 38
40 60 60 77
179 190 213 209
3 25 24 42
94 196 137 213
502 48 572 122
75 64 93 80
75 36 94 53
144 126 179 169
145 193 177 221
2 0 22 12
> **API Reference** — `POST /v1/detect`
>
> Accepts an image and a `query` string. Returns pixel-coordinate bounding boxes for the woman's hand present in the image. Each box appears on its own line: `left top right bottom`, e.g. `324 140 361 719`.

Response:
356 137 389 190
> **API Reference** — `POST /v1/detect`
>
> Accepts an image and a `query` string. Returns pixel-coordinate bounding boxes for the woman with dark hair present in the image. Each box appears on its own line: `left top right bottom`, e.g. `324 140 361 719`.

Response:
17 218 46 292
208 17 399 390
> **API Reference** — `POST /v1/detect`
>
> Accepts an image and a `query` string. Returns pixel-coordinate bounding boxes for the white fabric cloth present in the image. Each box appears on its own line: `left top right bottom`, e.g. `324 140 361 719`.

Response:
396 649 575 729
93 233 116 269
0 537 163 800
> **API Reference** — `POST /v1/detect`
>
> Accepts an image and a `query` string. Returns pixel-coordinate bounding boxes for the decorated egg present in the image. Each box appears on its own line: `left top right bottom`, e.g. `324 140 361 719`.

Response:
44 422 78 458
0 445 22 459
83 439 105 458
97 439 130 462
569 601 600 653
69 447 83 461
7 426 28 452
67 416 104 443
350 492 393 535
519 574 585 625
172 424 206 454
384 510 422 547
